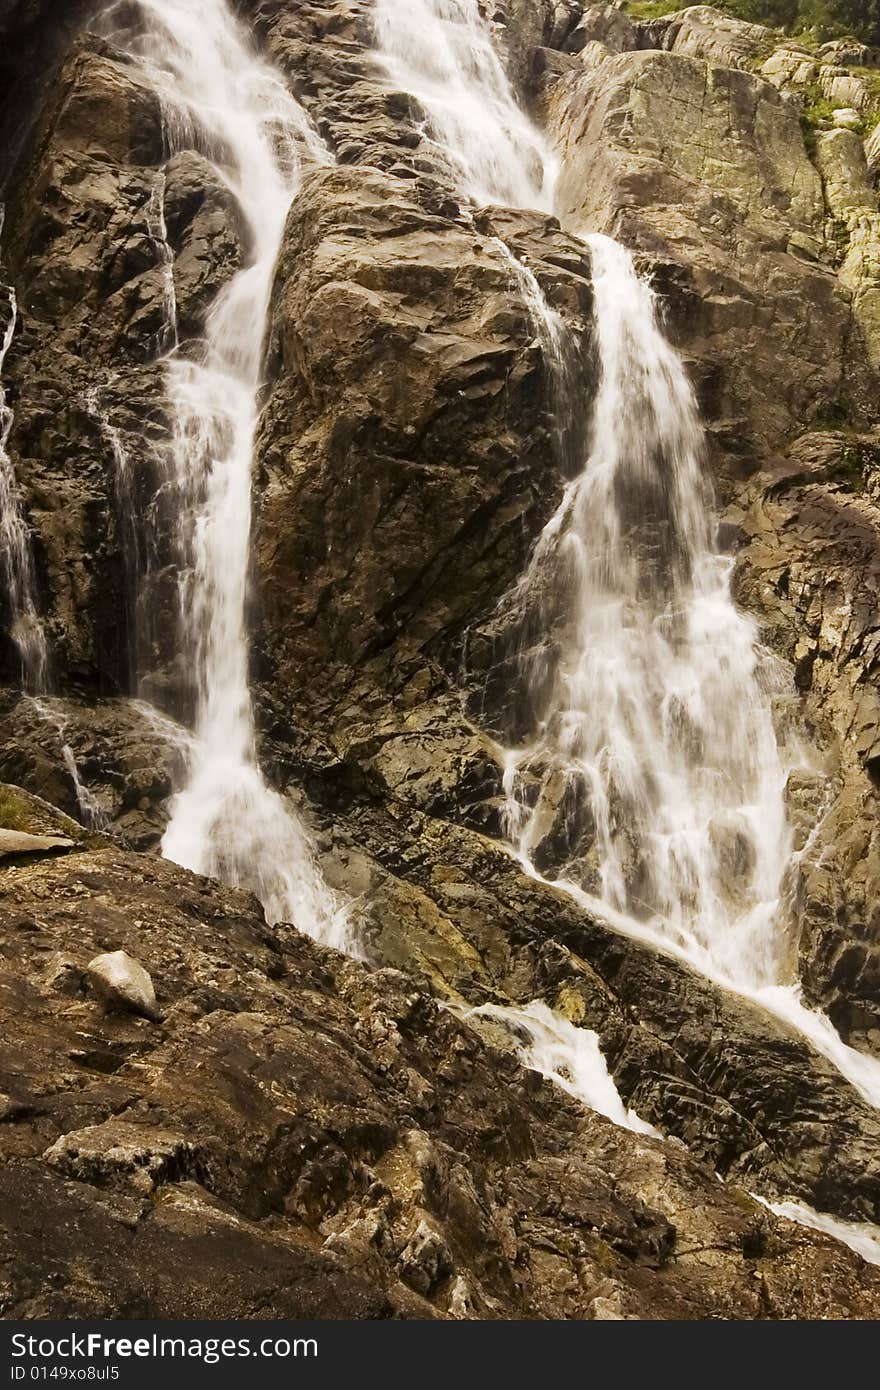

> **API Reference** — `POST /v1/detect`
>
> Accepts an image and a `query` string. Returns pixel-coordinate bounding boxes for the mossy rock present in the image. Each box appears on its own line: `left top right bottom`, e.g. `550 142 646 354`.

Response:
0 782 109 846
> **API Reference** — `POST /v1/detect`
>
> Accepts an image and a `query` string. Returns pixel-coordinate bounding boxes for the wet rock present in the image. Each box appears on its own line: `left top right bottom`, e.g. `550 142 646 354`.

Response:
0 28 175 691
0 778 104 843
0 0 99 192
543 39 869 456
0 693 191 847
732 430 880 1038
398 1218 454 1295
1 0 880 1325
325 799 880 1224
254 157 593 756
162 150 244 339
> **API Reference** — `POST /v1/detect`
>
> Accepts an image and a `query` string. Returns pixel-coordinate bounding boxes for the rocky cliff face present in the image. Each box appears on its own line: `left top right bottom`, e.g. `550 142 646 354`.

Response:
1 0 880 1320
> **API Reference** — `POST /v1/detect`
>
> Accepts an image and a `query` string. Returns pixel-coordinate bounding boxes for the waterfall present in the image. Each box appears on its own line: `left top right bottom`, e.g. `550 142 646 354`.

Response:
504 234 793 993
369 0 880 1110
103 0 350 950
373 0 557 208
0 280 48 693
752 1195 880 1267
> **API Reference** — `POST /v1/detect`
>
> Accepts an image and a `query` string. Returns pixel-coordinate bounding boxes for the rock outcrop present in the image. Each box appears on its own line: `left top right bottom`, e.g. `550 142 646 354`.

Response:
545 32 871 456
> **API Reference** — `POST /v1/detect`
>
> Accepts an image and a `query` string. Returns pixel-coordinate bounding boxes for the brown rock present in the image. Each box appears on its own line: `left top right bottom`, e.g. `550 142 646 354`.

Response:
0 843 876 1320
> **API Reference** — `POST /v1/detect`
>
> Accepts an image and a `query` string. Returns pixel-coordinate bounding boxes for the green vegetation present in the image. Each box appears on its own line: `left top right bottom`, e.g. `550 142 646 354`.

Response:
793 0 880 44
623 0 880 45
0 787 32 832
798 86 860 150
813 390 856 426
794 67 880 146
801 90 841 122
829 448 866 487
809 441 869 488
625 0 688 18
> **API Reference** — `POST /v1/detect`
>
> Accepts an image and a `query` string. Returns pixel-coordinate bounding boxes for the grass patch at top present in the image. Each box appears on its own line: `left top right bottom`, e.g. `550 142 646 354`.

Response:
621 0 880 45
624 0 688 19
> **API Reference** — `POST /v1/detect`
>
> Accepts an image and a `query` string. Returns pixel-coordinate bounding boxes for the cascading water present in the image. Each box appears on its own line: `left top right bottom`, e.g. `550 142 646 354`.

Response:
752 1194 880 1267
504 234 794 992
373 0 556 208
102 0 350 950
28 697 110 832
0 279 48 693
369 0 880 1111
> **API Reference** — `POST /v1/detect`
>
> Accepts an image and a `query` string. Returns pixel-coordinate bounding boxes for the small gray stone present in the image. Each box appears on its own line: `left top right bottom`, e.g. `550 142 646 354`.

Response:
832 107 863 129
398 1218 454 1296
86 950 159 1021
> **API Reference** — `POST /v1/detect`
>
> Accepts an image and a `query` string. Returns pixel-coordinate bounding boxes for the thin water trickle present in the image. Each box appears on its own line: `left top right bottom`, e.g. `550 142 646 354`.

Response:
0 280 49 693
144 168 178 357
103 0 351 950
459 999 660 1136
26 697 109 831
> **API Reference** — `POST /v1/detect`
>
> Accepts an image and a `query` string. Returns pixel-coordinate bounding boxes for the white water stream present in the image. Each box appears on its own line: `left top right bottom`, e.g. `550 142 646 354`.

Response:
0 279 48 693
503 235 796 991
374 0 557 208
0 0 876 1266
102 0 350 949
753 1195 880 1267
370 0 880 1116
460 999 660 1136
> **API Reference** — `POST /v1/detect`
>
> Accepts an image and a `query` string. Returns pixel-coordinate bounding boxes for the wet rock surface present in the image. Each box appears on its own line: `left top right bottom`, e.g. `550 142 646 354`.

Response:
313 798 880 1225
732 429 880 1043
